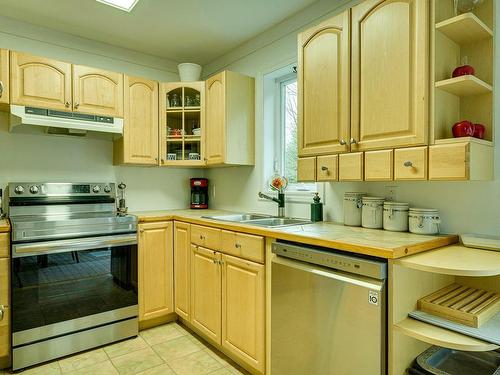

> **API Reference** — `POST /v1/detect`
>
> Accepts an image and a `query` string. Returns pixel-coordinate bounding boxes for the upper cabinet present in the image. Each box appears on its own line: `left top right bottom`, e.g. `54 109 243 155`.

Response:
10 52 72 111
72 65 123 117
297 10 350 157
114 76 159 165
351 0 428 151
205 71 255 166
0 49 9 110
159 81 205 166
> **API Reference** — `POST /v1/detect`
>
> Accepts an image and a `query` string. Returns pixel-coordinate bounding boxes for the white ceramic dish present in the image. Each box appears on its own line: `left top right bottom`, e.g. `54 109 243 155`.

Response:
461 234 500 252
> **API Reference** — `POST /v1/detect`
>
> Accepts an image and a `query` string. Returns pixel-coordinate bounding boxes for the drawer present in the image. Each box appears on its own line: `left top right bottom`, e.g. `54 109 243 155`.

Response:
365 150 393 181
0 306 10 359
297 157 316 182
191 224 221 250
221 231 264 264
394 146 428 180
0 258 9 306
339 152 364 181
0 234 8 258
429 143 468 180
316 155 338 181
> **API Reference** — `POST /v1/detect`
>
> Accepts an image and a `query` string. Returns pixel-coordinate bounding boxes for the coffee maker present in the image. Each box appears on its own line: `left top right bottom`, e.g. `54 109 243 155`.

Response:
190 178 208 209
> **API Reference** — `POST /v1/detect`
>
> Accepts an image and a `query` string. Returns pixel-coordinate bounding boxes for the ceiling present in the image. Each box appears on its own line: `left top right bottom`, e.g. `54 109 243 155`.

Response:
0 0 318 65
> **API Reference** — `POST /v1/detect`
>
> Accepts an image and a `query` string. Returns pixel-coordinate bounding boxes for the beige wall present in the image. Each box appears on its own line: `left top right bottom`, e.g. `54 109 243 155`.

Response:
0 16 202 211
204 1 500 235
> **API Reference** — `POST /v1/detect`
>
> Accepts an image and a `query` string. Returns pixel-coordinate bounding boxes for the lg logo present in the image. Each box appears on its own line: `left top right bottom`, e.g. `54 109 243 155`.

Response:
369 291 379 306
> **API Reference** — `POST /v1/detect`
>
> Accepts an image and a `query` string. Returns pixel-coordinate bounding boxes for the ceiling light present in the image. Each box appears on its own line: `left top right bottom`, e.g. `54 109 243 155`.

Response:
96 0 139 12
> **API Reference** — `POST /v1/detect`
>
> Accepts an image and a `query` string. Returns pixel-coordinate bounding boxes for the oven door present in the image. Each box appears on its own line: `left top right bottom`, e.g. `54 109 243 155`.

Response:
11 233 138 345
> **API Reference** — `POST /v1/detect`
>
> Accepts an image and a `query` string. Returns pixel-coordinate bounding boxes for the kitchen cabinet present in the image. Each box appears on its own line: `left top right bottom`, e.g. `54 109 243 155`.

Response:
174 222 191 321
159 82 205 166
10 51 72 111
339 152 364 181
221 254 265 373
191 246 222 344
114 76 159 165
138 222 174 323
297 157 316 182
0 234 9 367
316 155 339 181
72 65 123 117
221 231 265 264
297 10 350 157
364 150 393 181
351 0 428 151
394 146 428 181
0 49 9 110
205 71 255 166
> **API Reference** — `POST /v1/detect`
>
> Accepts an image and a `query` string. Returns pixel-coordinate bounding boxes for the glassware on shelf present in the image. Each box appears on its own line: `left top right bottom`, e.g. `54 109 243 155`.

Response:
169 93 181 107
453 0 484 14
194 94 200 106
185 95 193 107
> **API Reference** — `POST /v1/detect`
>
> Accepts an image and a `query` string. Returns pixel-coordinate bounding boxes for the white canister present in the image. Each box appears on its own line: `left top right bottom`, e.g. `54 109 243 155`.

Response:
409 208 441 234
343 192 367 226
362 196 385 229
383 202 409 232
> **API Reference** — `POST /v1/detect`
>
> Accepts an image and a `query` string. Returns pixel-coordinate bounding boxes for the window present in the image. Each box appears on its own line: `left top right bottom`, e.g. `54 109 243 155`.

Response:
275 72 316 194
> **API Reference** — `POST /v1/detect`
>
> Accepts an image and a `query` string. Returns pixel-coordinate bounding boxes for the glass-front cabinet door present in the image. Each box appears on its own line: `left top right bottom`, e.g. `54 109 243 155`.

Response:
160 82 205 166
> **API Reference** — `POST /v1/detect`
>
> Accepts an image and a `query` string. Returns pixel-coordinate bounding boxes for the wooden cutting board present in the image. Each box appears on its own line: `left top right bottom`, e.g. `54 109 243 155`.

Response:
418 283 500 328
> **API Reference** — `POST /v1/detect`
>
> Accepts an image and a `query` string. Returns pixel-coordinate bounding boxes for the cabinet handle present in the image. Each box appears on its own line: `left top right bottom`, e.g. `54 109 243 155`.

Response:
0 81 3 98
213 259 217 264
349 138 357 145
0 305 6 321
161 159 165 164
74 102 80 109
339 139 347 145
321 166 328 171
404 161 413 167
65 101 71 108
139 229 144 233
200 234 205 240
155 157 158 162
235 243 241 249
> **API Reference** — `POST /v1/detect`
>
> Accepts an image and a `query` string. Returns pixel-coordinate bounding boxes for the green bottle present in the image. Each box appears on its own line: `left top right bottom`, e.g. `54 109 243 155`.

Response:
310 193 323 222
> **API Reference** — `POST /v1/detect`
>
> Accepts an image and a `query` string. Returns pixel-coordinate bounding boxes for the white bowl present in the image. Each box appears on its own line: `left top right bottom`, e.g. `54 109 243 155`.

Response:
178 63 202 82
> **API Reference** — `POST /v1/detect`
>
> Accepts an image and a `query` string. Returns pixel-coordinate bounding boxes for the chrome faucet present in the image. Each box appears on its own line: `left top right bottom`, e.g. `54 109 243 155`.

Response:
258 191 285 218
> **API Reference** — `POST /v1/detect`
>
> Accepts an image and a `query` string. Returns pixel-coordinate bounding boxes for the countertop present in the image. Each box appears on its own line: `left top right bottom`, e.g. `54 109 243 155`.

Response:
132 209 458 259
0 219 9 233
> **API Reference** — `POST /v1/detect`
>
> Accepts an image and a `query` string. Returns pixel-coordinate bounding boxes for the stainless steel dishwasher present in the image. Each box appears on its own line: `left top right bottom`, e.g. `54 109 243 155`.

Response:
271 241 387 375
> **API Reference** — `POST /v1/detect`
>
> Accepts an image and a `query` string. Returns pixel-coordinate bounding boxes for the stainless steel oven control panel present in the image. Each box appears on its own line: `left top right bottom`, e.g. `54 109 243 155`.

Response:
9 182 115 196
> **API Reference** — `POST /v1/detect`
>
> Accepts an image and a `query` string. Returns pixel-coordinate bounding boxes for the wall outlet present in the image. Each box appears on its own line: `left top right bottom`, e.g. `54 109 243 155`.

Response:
384 185 399 202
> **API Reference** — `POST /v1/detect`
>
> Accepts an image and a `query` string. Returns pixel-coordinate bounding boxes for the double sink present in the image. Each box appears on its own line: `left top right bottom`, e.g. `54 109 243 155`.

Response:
202 213 312 228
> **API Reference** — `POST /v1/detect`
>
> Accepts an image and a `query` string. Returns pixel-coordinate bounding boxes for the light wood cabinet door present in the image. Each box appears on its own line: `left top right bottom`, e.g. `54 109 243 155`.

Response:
72 65 124 117
206 71 226 165
429 143 469 181
394 146 428 180
339 152 364 181
0 258 9 360
317 155 338 181
298 11 350 157
0 234 8 258
351 0 428 151
138 222 174 322
10 52 72 110
297 157 316 182
222 254 265 373
365 149 394 181
174 222 191 321
119 76 158 165
0 49 9 107
191 246 222 344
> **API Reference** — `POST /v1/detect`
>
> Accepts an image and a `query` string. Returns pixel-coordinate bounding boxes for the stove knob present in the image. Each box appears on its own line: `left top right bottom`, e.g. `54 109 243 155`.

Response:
92 185 101 194
29 185 39 194
104 185 111 193
14 185 24 195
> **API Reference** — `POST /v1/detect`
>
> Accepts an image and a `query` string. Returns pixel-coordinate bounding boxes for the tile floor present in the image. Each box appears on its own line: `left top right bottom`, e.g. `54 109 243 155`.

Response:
1 322 249 375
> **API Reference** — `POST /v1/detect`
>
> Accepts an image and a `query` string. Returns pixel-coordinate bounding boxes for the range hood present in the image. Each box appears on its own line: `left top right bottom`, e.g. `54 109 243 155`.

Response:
9 105 124 139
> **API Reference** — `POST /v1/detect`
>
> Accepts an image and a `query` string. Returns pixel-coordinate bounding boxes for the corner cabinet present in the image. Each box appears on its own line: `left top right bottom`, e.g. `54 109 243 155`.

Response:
114 76 159 165
159 82 205 166
0 49 9 110
10 51 72 111
297 10 350 157
138 222 174 324
72 65 123 117
205 71 255 166
351 0 428 151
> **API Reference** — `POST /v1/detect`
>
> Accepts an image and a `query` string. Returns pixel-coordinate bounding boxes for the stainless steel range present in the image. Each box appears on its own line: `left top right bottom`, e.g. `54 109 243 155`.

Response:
7 182 138 371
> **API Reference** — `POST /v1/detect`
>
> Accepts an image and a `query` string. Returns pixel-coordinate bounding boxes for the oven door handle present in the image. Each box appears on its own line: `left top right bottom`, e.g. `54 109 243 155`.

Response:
12 233 137 258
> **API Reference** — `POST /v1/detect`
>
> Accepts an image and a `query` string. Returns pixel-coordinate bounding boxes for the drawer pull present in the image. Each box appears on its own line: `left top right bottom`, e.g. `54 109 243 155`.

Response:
0 305 6 321
235 243 242 249
200 234 205 240
349 138 357 145
0 81 3 98
404 161 413 167
321 166 328 171
339 139 347 145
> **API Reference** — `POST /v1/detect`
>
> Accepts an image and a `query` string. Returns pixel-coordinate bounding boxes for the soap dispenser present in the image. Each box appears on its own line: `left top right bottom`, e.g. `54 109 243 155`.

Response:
310 193 323 222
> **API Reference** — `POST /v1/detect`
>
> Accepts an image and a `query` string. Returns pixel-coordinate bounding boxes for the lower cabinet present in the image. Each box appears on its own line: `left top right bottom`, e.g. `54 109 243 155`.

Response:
138 221 174 323
174 222 191 320
0 257 9 364
222 254 265 373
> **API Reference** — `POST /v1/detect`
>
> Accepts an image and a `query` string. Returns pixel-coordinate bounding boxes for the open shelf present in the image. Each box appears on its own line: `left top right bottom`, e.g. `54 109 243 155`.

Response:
435 75 492 97
434 137 493 146
436 13 493 45
394 245 500 277
394 317 499 352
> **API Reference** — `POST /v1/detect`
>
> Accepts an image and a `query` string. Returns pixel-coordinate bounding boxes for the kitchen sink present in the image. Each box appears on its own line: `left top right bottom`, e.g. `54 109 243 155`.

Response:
202 214 312 228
